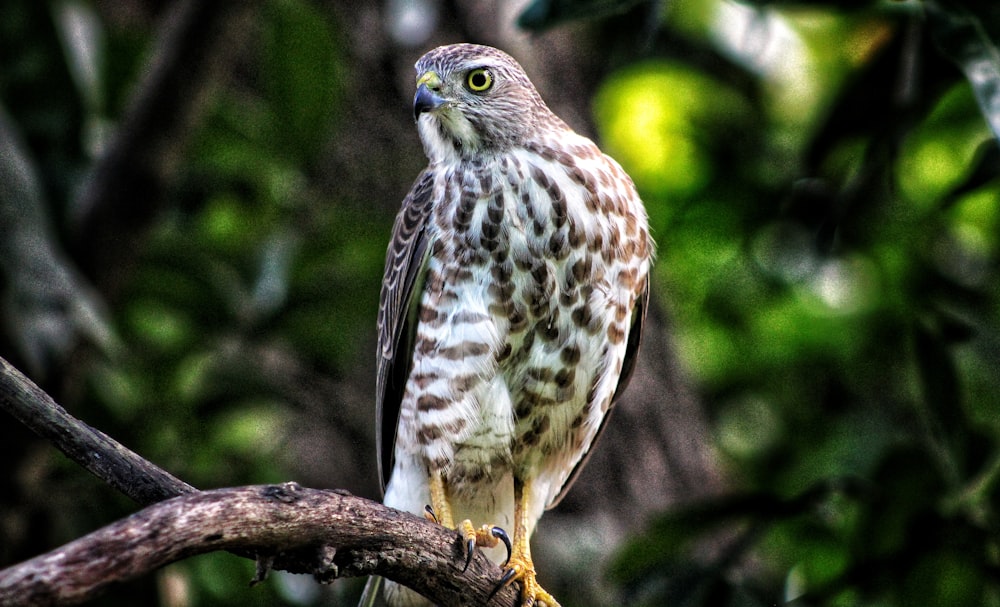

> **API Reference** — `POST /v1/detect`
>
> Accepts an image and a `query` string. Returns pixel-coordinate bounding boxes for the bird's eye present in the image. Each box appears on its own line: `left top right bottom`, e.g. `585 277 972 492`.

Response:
465 68 493 93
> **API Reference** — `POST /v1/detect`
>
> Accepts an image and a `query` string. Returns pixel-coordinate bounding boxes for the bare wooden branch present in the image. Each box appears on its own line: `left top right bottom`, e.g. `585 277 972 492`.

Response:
0 356 522 605
0 483 521 607
0 355 195 504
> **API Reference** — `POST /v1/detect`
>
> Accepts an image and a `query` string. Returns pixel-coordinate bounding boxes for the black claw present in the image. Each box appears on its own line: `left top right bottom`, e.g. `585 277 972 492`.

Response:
489 568 518 601
463 537 476 572
491 526 512 566
424 504 438 523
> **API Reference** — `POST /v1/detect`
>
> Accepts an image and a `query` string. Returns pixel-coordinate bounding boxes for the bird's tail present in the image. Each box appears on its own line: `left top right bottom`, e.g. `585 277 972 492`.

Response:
357 575 384 607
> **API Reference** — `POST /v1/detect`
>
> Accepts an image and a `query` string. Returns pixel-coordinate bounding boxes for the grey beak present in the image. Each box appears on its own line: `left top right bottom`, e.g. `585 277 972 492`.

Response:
414 83 445 121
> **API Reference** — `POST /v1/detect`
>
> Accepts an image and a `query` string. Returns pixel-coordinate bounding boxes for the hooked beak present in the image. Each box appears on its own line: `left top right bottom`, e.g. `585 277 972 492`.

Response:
413 71 445 120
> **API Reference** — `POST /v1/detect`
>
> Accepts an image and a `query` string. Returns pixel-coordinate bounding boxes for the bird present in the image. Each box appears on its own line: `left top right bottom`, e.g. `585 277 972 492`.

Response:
362 43 653 607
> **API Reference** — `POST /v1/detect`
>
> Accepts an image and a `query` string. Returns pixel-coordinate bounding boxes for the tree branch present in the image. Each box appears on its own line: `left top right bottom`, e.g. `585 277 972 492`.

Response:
0 483 521 607
0 356 195 505
0 356 521 605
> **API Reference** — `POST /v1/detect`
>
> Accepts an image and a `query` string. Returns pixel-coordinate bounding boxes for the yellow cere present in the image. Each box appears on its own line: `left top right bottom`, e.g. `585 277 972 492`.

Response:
417 70 441 88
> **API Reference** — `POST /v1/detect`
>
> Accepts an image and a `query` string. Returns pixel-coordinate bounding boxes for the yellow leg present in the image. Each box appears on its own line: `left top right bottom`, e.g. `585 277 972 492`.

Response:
427 470 507 570
428 470 455 528
496 480 561 607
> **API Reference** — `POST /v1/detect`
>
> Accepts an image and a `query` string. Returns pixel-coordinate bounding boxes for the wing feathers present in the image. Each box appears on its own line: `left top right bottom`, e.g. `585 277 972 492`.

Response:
547 274 650 509
376 170 437 492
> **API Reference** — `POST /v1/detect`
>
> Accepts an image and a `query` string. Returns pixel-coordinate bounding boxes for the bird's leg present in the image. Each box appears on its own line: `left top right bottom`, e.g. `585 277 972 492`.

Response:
427 470 511 571
491 479 561 607
427 469 455 528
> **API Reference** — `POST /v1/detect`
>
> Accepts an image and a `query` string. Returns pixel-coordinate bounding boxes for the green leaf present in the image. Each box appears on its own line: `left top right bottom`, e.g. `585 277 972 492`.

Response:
940 137 1000 207
928 2 1000 141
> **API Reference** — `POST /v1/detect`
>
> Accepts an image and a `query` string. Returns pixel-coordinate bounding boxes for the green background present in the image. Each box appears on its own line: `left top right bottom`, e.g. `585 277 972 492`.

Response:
1 0 998 605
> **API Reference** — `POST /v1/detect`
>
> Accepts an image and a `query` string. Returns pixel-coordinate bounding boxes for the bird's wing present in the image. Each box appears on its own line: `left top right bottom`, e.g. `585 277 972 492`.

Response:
547 274 650 509
376 169 436 493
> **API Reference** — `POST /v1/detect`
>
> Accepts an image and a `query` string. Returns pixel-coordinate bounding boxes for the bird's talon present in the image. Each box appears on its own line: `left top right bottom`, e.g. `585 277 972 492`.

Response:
489 568 518 601
459 519 504 572
500 566 518 585
497 554 562 607
424 504 438 524
463 537 476 572
492 526 512 566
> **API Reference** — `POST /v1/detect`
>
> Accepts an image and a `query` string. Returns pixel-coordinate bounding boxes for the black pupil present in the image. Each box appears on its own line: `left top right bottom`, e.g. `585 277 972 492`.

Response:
471 71 488 89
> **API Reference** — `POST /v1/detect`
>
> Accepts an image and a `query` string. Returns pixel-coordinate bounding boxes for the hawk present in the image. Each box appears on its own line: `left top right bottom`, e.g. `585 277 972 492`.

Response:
365 43 653 607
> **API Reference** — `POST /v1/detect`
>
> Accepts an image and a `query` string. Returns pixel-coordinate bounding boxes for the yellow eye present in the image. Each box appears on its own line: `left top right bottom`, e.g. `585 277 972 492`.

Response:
466 68 493 93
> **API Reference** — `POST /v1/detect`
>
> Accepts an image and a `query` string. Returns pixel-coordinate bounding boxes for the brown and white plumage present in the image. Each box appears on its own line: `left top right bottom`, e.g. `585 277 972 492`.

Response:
370 43 653 607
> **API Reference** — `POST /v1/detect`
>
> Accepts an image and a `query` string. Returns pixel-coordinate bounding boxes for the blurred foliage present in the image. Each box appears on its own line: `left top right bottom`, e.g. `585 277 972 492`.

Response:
2 0 1000 606
588 1 1000 606
2 0 377 604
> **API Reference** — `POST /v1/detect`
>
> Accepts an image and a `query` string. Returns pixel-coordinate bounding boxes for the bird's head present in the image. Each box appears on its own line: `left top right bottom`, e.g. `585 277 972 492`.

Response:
412 43 555 163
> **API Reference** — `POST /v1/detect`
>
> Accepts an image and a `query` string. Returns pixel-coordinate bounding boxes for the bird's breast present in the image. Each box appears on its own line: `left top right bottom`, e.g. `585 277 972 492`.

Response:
399 141 650 508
